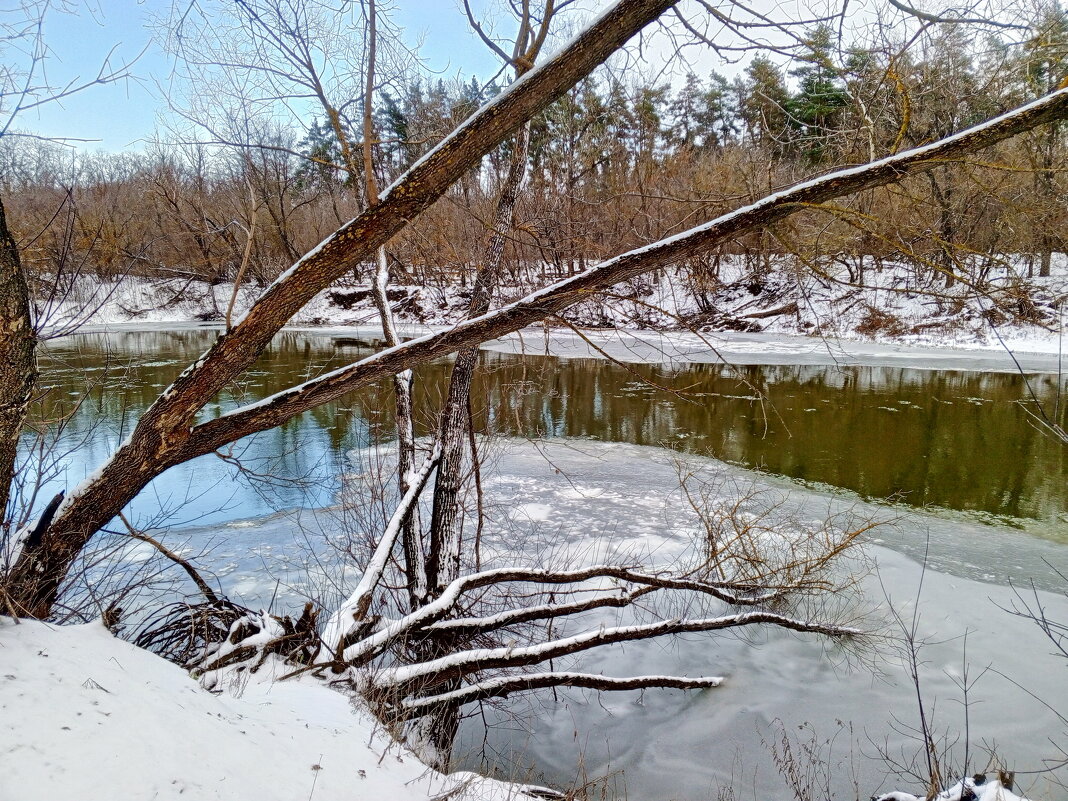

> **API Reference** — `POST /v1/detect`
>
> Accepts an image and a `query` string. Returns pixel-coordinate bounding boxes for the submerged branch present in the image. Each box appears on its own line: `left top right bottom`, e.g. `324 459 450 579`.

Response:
340 561 819 667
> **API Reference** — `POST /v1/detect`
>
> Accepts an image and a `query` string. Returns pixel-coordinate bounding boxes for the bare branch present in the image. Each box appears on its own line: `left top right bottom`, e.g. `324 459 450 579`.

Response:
341 559 813 667
462 0 517 67
400 671 725 712
116 513 220 605
374 610 862 693
886 0 1025 30
321 442 441 654
424 585 659 638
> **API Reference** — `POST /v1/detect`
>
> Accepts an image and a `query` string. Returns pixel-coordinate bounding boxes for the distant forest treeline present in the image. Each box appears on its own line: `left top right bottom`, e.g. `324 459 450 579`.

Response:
3 18 1068 299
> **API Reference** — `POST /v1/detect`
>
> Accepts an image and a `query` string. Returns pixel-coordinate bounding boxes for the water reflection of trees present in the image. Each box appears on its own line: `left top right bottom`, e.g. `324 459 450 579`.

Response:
478 354 1066 526
30 331 1068 531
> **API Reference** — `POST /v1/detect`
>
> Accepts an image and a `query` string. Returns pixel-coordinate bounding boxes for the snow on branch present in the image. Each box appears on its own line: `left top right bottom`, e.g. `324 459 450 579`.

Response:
340 562 803 666
399 671 726 712
320 441 441 657
342 564 646 666
417 547 857 641
371 610 862 694
149 0 678 415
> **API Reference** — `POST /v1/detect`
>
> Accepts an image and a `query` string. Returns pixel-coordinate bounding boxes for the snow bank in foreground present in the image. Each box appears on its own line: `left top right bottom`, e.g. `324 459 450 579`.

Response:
0 617 532 801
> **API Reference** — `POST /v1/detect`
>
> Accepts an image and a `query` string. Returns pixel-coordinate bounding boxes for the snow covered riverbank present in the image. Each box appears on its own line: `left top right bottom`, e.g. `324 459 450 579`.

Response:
73 315 1067 377
0 616 550 801
47 261 1067 375
469 326 1067 373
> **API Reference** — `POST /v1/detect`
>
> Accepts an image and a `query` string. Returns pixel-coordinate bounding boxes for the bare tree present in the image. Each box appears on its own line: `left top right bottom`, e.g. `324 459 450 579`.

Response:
357 0 425 607
427 0 561 598
215 463 874 768
164 0 429 594
6 0 1068 769
3 0 682 618
400 0 571 755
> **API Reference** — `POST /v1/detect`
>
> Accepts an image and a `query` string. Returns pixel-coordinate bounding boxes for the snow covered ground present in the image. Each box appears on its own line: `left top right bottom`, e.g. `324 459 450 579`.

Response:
0 616 548 801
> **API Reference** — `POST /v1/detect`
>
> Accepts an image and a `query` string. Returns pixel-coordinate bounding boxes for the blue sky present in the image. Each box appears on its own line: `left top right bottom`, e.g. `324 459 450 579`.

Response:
16 0 763 153
19 1 520 152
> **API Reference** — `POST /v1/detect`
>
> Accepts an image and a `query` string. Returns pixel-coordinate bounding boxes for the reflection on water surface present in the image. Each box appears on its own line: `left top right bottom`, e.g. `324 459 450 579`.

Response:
29 328 1068 537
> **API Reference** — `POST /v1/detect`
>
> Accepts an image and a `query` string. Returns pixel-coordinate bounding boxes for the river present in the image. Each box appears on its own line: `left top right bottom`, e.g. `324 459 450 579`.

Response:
24 325 1068 799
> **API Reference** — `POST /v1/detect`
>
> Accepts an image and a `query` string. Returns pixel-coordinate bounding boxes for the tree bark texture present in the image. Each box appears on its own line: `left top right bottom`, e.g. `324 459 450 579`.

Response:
0 194 36 539
427 125 531 596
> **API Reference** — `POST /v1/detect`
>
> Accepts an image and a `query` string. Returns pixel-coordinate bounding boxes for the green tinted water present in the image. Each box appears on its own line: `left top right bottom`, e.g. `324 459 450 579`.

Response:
31 328 1068 537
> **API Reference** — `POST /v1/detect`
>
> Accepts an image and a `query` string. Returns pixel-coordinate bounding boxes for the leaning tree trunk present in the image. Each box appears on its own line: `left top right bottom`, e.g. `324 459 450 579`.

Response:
415 124 531 766
427 124 530 596
0 194 37 540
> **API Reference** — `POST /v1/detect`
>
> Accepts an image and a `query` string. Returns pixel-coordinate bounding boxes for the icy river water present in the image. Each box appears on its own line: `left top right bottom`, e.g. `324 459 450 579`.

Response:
28 326 1068 800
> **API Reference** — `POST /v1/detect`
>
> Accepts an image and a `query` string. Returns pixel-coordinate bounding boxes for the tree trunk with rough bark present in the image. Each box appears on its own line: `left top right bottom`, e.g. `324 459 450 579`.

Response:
409 1 552 758
427 125 530 596
0 195 36 540
410 126 531 765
